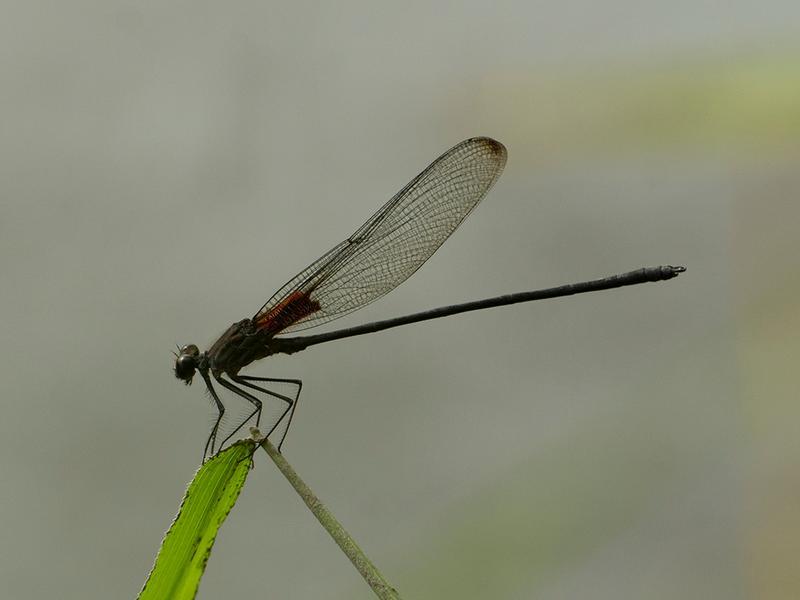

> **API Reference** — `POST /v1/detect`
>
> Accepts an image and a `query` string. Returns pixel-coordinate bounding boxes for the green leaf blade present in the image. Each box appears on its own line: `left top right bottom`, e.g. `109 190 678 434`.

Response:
139 441 255 600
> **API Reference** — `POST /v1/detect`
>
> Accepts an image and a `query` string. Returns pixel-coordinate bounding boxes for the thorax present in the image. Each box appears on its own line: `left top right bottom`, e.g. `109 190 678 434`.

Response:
206 319 273 375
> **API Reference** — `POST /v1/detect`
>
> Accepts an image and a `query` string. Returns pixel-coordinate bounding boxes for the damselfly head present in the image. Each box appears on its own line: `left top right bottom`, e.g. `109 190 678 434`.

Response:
174 344 200 385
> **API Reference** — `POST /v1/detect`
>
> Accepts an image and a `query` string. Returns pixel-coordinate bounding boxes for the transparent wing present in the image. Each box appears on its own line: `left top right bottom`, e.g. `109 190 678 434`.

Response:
252 137 507 335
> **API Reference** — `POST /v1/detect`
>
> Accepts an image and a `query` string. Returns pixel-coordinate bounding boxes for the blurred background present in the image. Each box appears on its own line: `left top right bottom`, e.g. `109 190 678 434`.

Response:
1 2 798 598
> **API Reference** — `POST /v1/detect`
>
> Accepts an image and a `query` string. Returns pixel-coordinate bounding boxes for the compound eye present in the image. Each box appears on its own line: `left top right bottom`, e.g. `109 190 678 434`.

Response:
180 344 200 357
174 354 197 382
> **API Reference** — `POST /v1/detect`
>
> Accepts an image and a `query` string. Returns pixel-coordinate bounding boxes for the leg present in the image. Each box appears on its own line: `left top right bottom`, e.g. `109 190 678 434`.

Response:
233 375 302 451
214 374 264 450
200 371 225 462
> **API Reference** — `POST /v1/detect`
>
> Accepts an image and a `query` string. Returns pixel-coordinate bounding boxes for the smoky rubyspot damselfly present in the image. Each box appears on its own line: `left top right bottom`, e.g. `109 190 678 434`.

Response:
173 137 684 460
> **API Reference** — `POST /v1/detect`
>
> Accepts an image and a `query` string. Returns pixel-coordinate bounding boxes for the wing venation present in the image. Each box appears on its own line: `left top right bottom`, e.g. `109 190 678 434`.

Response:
253 137 507 334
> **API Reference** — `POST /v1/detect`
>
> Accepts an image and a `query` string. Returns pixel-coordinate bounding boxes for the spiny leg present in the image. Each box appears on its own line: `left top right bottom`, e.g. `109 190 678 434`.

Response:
214 375 263 450
230 376 296 441
233 375 302 451
200 371 225 462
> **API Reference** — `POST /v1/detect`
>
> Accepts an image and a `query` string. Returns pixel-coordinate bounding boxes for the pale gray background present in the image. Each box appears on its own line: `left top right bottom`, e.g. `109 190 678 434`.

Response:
2 2 799 599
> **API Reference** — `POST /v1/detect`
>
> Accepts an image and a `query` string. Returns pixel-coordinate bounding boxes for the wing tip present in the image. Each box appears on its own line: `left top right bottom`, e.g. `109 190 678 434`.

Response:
469 136 507 159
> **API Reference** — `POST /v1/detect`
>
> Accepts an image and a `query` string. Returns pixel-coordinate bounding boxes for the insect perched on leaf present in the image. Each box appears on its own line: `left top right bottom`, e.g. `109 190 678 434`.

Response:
173 137 684 461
